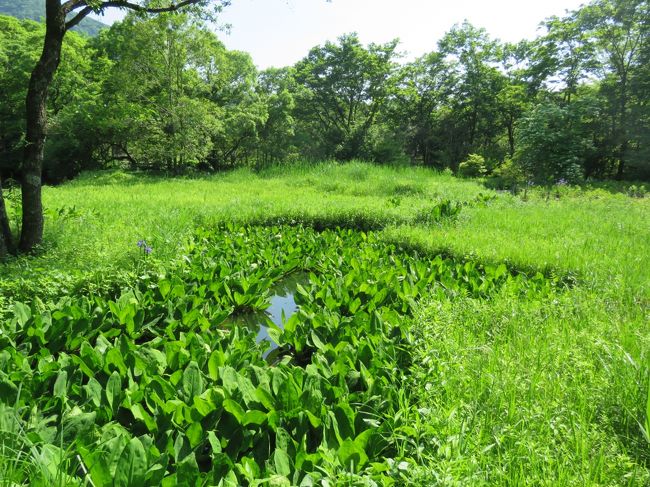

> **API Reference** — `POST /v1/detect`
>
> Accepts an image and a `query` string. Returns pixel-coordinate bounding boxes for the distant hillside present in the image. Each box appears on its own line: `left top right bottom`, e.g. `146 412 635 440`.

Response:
0 0 107 36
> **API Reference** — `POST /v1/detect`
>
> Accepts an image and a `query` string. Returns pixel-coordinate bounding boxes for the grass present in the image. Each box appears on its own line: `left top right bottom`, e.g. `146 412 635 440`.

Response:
1 161 649 484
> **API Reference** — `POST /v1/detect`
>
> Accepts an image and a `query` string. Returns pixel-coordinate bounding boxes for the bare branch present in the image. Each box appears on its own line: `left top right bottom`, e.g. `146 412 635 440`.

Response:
62 1 88 15
65 6 93 31
65 1 226 32
97 1 207 14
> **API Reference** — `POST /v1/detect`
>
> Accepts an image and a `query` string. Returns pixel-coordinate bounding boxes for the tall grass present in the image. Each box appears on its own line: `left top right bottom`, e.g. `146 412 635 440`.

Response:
1 161 649 484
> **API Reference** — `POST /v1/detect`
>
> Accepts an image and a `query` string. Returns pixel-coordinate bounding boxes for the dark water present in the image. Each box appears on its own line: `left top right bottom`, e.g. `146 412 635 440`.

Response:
234 273 307 356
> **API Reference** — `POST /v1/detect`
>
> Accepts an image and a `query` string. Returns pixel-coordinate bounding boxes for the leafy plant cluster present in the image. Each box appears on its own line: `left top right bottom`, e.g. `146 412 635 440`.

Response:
0 225 554 485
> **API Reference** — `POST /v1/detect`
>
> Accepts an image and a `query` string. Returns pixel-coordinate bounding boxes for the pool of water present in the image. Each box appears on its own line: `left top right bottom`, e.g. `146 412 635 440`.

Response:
233 272 307 357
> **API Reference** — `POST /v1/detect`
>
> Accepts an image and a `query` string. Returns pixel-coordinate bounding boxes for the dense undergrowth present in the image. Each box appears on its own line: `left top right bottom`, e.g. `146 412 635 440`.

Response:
0 225 555 485
1 162 649 485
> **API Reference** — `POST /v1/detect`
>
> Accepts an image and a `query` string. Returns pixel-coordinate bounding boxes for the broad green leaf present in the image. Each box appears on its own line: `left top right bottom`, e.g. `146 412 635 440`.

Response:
223 399 245 424
186 421 203 448
114 437 147 487
208 350 225 380
131 403 157 432
53 370 68 399
274 448 292 477
337 438 368 471
182 361 203 399
242 410 267 426
176 451 199 485
106 370 121 415
13 302 32 328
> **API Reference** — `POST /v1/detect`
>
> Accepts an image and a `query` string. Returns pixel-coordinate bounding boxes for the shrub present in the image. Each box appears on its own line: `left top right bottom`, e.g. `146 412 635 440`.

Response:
458 154 487 178
490 157 526 190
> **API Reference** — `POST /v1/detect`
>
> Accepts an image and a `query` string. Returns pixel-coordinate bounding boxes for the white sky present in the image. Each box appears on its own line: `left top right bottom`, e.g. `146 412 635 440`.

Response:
92 0 587 69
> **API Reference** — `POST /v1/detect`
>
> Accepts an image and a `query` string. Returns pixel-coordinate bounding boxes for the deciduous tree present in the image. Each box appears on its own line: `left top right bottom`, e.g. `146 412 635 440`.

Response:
0 0 228 257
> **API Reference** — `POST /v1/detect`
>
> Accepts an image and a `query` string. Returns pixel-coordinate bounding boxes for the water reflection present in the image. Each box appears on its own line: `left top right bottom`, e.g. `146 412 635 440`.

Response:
234 273 307 357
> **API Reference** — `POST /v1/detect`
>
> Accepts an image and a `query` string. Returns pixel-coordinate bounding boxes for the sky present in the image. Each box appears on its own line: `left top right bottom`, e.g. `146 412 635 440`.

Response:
92 0 587 70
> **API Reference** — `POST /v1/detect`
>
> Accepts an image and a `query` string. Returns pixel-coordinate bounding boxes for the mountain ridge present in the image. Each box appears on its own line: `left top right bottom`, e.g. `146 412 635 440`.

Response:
0 0 107 36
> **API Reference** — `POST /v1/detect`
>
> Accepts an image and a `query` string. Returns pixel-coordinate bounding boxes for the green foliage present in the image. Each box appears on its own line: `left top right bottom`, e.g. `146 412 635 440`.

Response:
0 224 553 484
0 15 103 180
514 102 593 185
489 157 526 190
293 33 400 161
458 154 487 178
1 164 649 484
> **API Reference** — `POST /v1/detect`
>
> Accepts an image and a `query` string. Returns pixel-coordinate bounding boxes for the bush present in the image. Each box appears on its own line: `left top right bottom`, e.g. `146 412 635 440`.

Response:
490 157 526 190
458 154 487 178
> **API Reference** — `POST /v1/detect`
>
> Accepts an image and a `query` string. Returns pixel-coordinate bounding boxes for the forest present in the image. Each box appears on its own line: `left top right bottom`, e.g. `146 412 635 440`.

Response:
0 1 649 486
1 0 649 185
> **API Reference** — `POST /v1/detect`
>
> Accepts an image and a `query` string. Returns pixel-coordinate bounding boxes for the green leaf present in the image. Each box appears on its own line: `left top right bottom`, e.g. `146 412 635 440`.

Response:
255 386 275 410
208 350 225 380
85 377 103 407
310 330 325 350
53 370 68 399
242 410 267 426
13 302 31 328
348 297 362 314
223 399 245 424
274 448 292 477
182 361 203 399
337 438 368 471
193 394 216 417
176 452 199 485
186 421 203 448
131 403 157 433
114 437 147 487
106 370 121 415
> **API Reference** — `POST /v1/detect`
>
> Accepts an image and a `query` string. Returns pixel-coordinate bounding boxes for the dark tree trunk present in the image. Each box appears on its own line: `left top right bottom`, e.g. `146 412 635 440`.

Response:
506 113 515 157
19 0 66 252
616 139 628 180
615 74 629 181
0 178 13 258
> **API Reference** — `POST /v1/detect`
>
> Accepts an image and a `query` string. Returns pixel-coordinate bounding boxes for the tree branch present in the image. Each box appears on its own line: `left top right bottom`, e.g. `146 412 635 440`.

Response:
65 6 93 31
98 1 208 14
62 1 88 15
65 0 222 31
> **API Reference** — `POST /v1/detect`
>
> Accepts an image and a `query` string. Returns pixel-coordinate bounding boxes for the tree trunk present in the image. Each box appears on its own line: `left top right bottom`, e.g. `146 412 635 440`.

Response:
616 139 628 180
615 73 629 181
0 178 13 258
19 0 66 252
506 119 515 157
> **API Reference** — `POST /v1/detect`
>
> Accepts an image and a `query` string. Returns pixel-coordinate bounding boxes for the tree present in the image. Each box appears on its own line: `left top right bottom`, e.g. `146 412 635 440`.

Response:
293 33 399 160
514 100 596 185
96 12 224 171
532 12 598 104
206 50 266 168
391 52 455 166
0 0 228 258
436 22 507 167
256 68 298 165
582 0 648 178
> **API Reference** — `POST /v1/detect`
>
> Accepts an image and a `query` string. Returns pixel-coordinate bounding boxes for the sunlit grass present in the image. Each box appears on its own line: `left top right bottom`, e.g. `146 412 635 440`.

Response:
1 161 649 484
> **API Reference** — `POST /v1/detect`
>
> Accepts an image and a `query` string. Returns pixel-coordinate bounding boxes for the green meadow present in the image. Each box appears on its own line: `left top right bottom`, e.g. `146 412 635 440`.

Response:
1 162 649 485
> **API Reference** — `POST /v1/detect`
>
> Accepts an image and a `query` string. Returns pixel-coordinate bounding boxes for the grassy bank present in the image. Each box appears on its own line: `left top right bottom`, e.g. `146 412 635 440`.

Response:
1 162 648 485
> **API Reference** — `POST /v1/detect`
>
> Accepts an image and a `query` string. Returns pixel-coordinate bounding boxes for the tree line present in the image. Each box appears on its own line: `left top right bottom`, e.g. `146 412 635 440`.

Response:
2 0 649 183
0 0 649 255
